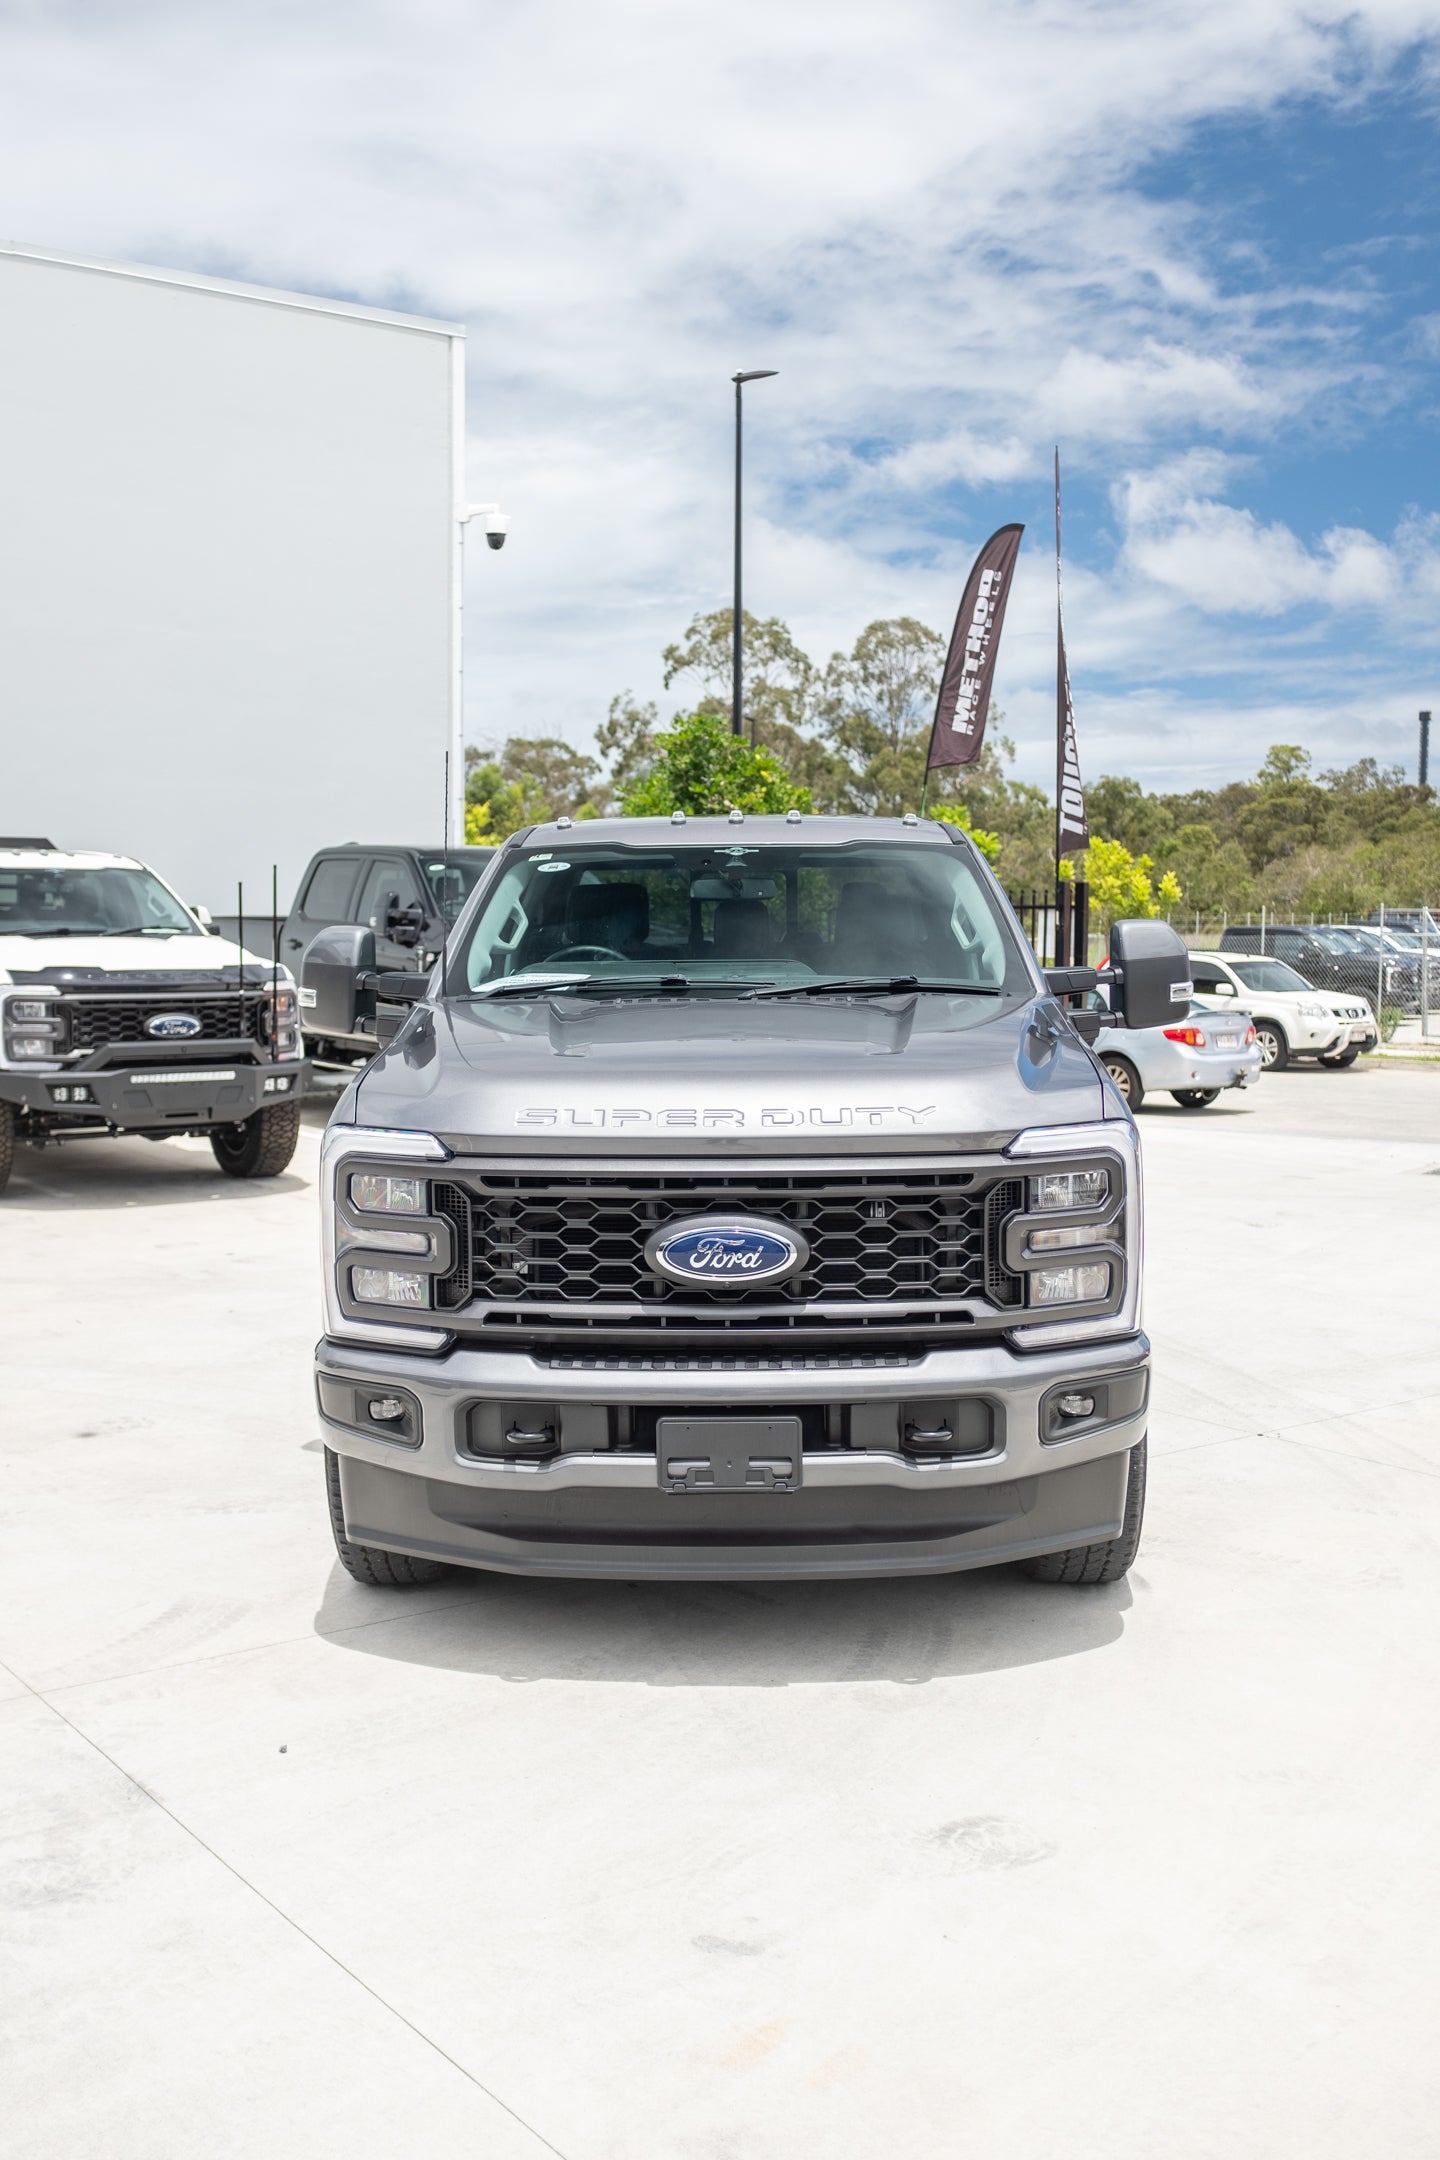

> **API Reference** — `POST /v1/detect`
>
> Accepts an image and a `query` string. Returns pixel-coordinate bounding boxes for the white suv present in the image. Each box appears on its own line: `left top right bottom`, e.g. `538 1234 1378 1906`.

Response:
1188 951 1376 1070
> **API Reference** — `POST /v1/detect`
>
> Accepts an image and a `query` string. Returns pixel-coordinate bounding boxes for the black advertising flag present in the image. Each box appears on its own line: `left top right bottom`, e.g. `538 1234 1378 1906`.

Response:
925 523 1024 770
1054 452 1088 859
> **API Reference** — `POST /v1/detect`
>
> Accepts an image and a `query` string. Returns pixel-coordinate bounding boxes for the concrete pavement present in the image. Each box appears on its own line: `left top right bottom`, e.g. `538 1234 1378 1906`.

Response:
4 1065 1440 2157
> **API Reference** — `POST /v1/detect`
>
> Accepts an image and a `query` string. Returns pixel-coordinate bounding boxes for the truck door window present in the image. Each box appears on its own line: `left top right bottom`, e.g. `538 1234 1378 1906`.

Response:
300 857 361 921
356 858 426 934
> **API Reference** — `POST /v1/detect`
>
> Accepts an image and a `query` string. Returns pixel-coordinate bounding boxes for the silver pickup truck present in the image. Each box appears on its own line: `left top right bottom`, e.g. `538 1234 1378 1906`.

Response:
303 814 1192 1591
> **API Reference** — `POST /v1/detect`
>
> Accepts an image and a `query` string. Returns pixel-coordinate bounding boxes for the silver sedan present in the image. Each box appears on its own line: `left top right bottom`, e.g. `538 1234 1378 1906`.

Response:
1090 1000 1263 1112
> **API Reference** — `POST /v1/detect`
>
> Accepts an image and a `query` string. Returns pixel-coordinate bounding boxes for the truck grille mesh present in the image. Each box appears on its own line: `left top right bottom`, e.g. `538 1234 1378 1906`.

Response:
63 992 270 1052
431 1166 1027 1341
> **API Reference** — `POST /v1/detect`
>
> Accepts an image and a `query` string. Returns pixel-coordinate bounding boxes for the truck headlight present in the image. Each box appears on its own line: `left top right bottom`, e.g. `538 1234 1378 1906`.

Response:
351 1173 427 1213
321 1124 452 1349
1032 1262 1112 1306
351 1267 429 1307
4 997 67 1063
1003 1122 1142 1347
1029 1168 1108 1212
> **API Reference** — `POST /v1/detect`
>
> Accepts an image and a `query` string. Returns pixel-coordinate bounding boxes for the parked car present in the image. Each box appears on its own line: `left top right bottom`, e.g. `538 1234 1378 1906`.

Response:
1219 923 1409 1015
0 840 307 1192
282 843 494 1055
1188 952 1376 1069
1325 924 1421 1011
1089 989 1261 1111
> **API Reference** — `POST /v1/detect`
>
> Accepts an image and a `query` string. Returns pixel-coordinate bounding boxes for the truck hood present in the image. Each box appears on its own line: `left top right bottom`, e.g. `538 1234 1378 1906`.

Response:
0 933 278 984
352 990 1110 1154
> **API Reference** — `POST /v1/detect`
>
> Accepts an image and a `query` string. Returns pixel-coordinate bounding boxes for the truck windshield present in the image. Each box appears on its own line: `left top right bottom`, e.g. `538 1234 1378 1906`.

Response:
0 866 197 937
1228 959 1313 993
448 839 1027 997
420 854 490 921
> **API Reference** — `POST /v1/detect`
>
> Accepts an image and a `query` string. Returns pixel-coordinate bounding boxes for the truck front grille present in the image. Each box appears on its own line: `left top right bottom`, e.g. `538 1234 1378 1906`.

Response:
62 992 270 1054
431 1166 1027 1343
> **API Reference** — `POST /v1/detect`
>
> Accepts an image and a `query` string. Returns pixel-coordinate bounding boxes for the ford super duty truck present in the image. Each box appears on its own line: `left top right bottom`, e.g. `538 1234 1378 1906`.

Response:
0 841 308 1191
303 813 1192 1590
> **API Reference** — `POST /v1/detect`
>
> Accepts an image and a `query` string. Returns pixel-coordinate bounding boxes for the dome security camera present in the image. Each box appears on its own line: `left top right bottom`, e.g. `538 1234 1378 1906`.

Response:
463 503 509 550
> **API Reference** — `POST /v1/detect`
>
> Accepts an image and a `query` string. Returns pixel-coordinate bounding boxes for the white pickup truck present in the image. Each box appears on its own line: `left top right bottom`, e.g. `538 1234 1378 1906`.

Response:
0 841 308 1193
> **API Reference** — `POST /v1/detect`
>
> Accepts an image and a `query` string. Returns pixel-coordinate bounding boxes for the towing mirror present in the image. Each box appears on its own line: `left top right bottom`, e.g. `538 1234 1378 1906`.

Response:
1109 919 1193 1032
301 924 377 1037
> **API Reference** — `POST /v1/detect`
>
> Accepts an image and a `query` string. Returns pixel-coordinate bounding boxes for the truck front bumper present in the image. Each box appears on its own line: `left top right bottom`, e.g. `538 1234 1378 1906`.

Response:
316 1332 1150 1581
3 1057 308 1132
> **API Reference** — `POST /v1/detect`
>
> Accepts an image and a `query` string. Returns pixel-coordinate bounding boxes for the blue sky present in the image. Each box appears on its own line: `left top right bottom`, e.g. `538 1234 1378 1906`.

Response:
0 1 1437 795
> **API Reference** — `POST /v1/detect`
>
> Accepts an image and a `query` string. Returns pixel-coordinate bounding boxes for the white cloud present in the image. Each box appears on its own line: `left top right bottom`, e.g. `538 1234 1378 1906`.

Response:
0 0 1436 786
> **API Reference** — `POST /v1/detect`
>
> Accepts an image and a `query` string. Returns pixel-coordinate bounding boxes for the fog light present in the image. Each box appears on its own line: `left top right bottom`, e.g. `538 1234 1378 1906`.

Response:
351 1266 429 1307
351 1173 427 1213
7 1037 53 1059
368 1396 407 1422
1032 1262 1111 1306
1029 1169 1108 1212
263 1074 292 1092
1056 1391 1096 1419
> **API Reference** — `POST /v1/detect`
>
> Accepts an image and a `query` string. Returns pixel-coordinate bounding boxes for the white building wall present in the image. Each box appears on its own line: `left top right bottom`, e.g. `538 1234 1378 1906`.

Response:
0 245 462 914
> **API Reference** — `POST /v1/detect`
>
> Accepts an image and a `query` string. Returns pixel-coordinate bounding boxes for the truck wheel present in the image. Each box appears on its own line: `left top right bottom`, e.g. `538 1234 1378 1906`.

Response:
0 1101 13 1194
1101 1055 1143 1111
1254 1022 1288 1071
1021 1437 1147 1585
324 1448 450 1587
1171 1089 1219 1109
1319 1045 1361 1068
210 1100 301 1178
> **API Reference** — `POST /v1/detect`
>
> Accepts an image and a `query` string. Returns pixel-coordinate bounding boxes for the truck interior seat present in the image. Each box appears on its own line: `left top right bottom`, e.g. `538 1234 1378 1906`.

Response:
711 897 774 957
834 882 917 972
563 882 650 951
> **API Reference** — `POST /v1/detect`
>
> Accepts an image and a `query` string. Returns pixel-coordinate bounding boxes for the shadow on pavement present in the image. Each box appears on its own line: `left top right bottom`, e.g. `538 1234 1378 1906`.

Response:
313 1559 1129 1686
3 1135 309 1209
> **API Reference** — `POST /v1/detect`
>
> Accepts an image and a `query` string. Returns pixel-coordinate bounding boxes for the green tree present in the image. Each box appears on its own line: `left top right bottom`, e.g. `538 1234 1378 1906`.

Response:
663 609 817 736
931 801 1002 865
1065 837 1182 929
1164 823 1255 919
619 710 812 818
817 616 946 815
464 735 608 843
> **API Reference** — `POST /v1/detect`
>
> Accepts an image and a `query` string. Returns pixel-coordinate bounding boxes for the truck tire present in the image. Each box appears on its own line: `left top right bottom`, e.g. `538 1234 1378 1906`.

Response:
1319 1045 1361 1068
210 1100 301 1178
1253 1021 1288 1071
1021 1437 1147 1585
1100 1054 1143 1111
1171 1089 1220 1109
324 1447 450 1587
0 1101 13 1194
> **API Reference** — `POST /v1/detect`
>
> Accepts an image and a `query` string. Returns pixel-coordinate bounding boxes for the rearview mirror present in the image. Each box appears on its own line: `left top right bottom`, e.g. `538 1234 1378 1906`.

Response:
301 924 377 1037
1108 919 1192 1032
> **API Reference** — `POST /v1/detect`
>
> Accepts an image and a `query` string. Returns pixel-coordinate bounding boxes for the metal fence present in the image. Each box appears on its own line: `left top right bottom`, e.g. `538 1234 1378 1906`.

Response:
1165 904 1440 1031
1006 884 1091 970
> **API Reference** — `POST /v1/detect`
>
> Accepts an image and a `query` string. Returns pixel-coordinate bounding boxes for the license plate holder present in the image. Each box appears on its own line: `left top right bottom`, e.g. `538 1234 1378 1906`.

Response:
657 1416 802 1494
1215 1032 1240 1049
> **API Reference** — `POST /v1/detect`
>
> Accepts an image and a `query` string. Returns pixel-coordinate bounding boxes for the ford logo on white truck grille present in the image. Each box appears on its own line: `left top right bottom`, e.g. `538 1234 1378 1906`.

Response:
144 1013 203 1039
644 1215 807 1288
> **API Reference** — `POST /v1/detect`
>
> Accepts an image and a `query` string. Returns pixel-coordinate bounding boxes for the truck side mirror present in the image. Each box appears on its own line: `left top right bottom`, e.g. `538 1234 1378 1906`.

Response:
386 901 427 949
1109 919 1192 1031
302 924 377 1038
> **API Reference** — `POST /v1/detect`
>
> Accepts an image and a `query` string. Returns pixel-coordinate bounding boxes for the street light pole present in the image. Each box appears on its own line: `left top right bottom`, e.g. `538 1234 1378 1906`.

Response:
732 370 777 739
454 502 509 845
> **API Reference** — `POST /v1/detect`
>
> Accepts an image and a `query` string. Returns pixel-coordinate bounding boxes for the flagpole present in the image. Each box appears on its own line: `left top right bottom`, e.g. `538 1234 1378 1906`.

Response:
1054 447 1063 885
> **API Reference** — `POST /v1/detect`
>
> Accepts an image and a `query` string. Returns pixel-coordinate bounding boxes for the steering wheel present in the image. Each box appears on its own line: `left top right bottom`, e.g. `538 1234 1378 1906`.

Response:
548 942 629 964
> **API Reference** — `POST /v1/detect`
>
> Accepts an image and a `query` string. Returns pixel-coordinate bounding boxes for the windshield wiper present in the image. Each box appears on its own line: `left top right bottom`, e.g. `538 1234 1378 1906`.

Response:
99 923 181 937
472 974 707 1000
742 976 1004 1000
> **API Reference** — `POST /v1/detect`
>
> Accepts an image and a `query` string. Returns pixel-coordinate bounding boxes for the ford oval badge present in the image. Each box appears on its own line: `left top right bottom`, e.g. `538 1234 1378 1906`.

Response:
644 1214 807 1288
144 1012 203 1039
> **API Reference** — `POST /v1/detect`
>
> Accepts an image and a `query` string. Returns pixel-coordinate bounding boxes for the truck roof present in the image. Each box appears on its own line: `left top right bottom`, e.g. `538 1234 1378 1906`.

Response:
517 814 956 849
0 844 143 871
